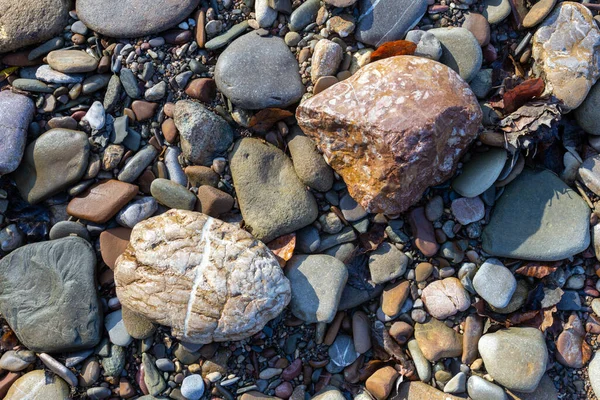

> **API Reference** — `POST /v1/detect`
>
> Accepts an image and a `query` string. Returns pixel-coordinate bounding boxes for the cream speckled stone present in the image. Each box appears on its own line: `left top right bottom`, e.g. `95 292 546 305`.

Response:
114 210 291 344
532 2 600 111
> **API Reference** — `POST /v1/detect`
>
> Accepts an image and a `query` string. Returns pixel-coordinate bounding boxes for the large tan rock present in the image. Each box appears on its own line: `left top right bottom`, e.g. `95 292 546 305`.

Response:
114 210 291 344
296 56 481 215
532 2 600 111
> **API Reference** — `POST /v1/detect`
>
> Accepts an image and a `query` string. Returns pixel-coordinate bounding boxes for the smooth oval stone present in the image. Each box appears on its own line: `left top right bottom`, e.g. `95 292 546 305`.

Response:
35 65 84 84
49 221 91 241
0 237 102 353
453 148 507 197
116 196 158 228
47 50 99 73
5 370 70 400
523 0 557 28
215 31 305 109
0 350 36 372
430 27 483 82
117 145 159 183
82 74 112 95
575 80 600 135
467 375 506 400
13 128 90 204
150 178 196 210
11 78 54 93
289 0 320 32
482 169 590 261
205 20 250 51
0 91 35 175
482 0 511 24
76 0 201 38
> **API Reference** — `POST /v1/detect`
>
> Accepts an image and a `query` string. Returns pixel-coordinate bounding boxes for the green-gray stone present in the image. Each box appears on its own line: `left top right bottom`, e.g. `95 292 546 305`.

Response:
150 178 196 210
142 353 167 396
452 148 507 198
429 27 483 82
11 78 54 93
289 0 320 31
205 20 250 50
102 344 126 377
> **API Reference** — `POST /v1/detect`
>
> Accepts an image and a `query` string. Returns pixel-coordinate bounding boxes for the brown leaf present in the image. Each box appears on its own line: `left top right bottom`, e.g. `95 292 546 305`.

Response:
370 40 417 62
0 329 18 351
358 223 387 252
515 261 560 279
371 321 415 377
249 108 294 133
267 233 296 267
499 98 561 149
539 306 557 333
502 78 545 114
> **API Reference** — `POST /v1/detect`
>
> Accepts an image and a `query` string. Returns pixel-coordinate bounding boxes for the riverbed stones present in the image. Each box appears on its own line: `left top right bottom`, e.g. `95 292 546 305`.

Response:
229 138 318 242
4 370 70 400
77 0 201 38
430 27 483 82
173 100 234 166
0 91 35 175
285 255 348 323
453 148 507 197
0 237 101 352
532 2 600 111
355 0 427 47
368 242 408 284
482 169 590 261
13 128 90 204
0 0 71 53
114 210 291 343
421 278 471 319
478 328 548 392
297 56 481 215
215 32 304 109
47 50 99 73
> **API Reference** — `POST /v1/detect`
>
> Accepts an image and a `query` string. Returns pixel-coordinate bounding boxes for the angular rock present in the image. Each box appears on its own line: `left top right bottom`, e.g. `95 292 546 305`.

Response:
115 210 291 343
229 138 318 242
421 277 470 319
532 2 600 111
482 169 590 261
0 237 101 353
77 0 201 38
366 366 398 400
173 100 234 166
13 128 90 204
0 91 35 175
296 56 481 215
215 31 304 109
414 318 463 362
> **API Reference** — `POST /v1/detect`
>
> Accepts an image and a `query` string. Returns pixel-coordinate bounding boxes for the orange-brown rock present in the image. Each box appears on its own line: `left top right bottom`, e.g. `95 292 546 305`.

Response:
296 56 482 215
100 227 132 269
67 180 138 223
366 366 398 400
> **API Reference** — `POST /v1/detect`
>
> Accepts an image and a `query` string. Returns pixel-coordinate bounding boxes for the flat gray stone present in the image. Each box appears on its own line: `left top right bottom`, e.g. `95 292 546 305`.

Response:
473 258 516 309
105 309 133 347
0 237 102 353
482 169 590 261
578 154 600 195
215 31 305 109
77 0 201 38
453 148 507 197
35 65 84 84
285 254 348 323
467 375 506 400
289 0 320 31
49 221 91 242
575 80 600 135
368 242 408 284
116 196 158 228
0 91 35 175
117 145 158 183
205 21 250 51
430 27 483 82
405 30 443 61
482 0 512 24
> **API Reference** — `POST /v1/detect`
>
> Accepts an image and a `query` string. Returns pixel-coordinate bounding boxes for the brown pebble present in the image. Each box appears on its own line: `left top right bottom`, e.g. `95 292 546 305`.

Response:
137 169 155 194
282 359 302 381
119 378 136 398
415 262 433 282
185 78 216 103
164 29 192 45
48 116 78 130
67 180 138 223
0 372 21 398
462 314 483 365
98 55 111 73
408 207 439 257
132 100 158 121
313 76 338 95
123 108 136 121
185 166 220 187
389 321 413 345
161 118 178 143
195 9 206 48
462 12 490 46
381 280 410 316
71 34 87 45
275 381 293 398
2 50 40 66
324 312 345 345
365 366 399 400
163 102 175 118
195 186 233 217
523 0 557 28
99 227 132 269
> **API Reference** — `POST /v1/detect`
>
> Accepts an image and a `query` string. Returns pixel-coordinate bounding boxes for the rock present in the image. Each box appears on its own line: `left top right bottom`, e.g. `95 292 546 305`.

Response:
368 242 408 284
151 178 196 210
215 31 304 109
141 353 166 396
430 27 483 82
36 65 84 84
381 280 410 317
473 258 517 308
185 78 216 103
289 0 320 31
105 309 133 347
0 237 101 352
453 148 507 197
102 345 126 377
555 314 591 368
0 0 70 53
116 197 158 228
355 0 427 47
352 310 371 353
523 0 557 28
77 0 201 38
340 193 368 222
100 227 131 269
578 155 600 195
13 128 89 204
532 2 600 111
67 180 139 223
0 91 35 175
186 166 220 187
467 375 506 400
80 358 101 386
482 0 511 24
313 386 345 400
462 314 484 365
38 353 77 387
173 100 234 166
414 318 463 361
230 138 318 242
256 0 278 28
590 352 600 398
482 169 590 261
407 339 430 382
196 186 234 217
576 81 600 135
287 126 334 192
205 20 250 51
444 372 466 394
311 39 343 83
314 76 338 94
462 12 491 46
132 100 158 121
0 350 35 371
397 382 463 400
296 56 481 215
405 30 443 61
117 145 158 183
366 367 398 400
478 327 548 392
4 370 70 400
122 306 156 339
285 255 347 323
421 278 470 319
115 210 291 343
47 50 99 73
82 101 106 130
409 207 439 256
451 196 485 225
181 374 205 400
507 374 558 400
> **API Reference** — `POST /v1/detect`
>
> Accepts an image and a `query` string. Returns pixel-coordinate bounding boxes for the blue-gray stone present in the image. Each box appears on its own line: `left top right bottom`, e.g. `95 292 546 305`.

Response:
0 91 35 175
355 0 427 46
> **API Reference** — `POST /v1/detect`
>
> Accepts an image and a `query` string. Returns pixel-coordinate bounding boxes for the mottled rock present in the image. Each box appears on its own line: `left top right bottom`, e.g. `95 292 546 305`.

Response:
473 258 516 309
0 91 35 175
296 56 481 215
368 242 408 284
555 314 591 368
532 2 600 111
115 210 291 343
421 278 470 319
311 39 343 83
414 318 463 361
5 370 70 400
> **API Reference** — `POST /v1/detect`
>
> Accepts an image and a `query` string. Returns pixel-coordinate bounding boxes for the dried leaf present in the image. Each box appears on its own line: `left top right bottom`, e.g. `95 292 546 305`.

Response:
371 321 415 377
539 306 557 332
249 108 293 133
502 78 545 114
0 329 18 351
499 98 561 149
267 233 296 267
359 223 387 252
0 66 18 82
515 261 559 279
370 40 417 62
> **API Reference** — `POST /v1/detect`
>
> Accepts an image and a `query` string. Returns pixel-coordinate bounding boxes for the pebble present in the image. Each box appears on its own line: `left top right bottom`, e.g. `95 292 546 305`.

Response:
0 91 35 175
311 39 343 83
368 242 408 284
453 148 507 197
105 309 133 347
365 366 398 400
145 81 167 101
4 370 70 399
313 75 338 94
35 64 84 84
425 195 444 221
122 306 156 339
462 314 483 365
256 0 277 28
430 27 483 82
185 78 216 103
289 0 320 31
352 310 371 354
473 258 516 308
118 145 159 183
287 126 334 192
575 80 600 135
0 350 35 372
67 179 139 223
482 0 511 24
141 353 167 396
578 155 600 195
409 207 439 257
414 318 463 362
82 74 111 95
39 353 78 386
467 375 506 400
340 193 368 222
47 50 98 73
11 78 54 93
80 358 101 386
103 345 126 377
405 30 443 61
462 12 491 46
451 196 485 225
444 372 466 394
150 178 197 210
555 314 590 368
590 352 600 398
205 20 250 51
116 197 157 228
196 186 234 217
259 368 282 379
523 0 557 28
421 277 470 319
381 280 410 317
87 387 112 399
82 101 106 130
120 68 141 99
408 339 431 382
415 262 434 282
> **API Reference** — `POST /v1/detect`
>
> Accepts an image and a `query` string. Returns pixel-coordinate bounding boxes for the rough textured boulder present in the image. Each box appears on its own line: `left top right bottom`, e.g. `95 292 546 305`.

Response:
297 56 482 215
0 237 102 353
532 2 600 111
114 210 291 344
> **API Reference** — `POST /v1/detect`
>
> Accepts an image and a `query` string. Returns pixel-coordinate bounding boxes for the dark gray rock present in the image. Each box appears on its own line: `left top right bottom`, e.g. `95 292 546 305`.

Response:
229 138 318 242
355 0 427 46
120 68 141 99
0 237 102 353
173 100 234 166
76 0 201 38
117 145 158 183
49 221 91 241
215 31 305 109
13 129 90 204
0 91 35 175
289 0 320 31
205 21 250 51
